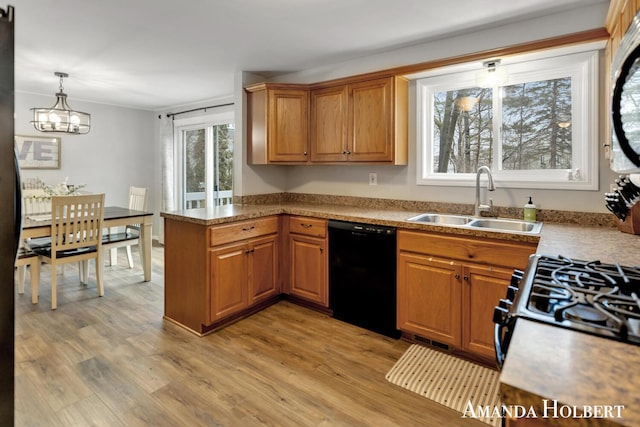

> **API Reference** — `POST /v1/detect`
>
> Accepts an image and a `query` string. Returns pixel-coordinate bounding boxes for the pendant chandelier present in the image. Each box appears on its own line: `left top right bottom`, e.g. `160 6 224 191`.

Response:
31 72 91 134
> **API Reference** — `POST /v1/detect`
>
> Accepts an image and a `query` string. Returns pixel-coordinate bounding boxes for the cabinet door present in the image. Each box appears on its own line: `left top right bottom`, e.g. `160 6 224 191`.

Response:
209 242 248 322
461 264 512 359
249 234 279 304
289 233 328 306
349 77 393 162
397 252 462 346
267 89 309 162
310 85 349 162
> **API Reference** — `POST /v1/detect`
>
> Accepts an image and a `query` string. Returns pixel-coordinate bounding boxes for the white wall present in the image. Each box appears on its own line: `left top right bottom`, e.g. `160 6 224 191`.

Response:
151 2 615 214
251 1 616 213
15 93 157 230
236 71 288 197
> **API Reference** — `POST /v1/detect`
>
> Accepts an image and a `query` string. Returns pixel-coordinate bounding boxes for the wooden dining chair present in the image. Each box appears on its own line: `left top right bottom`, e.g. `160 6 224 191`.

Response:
31 193 105 310
15 247 40 304
18 188 50 292
103 186 149 268
22 188 52 217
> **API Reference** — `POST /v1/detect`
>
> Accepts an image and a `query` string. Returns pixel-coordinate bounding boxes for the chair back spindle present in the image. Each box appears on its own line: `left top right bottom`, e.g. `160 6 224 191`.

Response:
126 186 149 234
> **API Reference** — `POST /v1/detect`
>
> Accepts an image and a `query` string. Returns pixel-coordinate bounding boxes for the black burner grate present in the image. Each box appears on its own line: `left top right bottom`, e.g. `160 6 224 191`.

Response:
522 255 640 344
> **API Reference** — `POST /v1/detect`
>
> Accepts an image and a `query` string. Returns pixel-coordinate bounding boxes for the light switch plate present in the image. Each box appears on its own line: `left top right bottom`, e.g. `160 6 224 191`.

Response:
369 173 377 186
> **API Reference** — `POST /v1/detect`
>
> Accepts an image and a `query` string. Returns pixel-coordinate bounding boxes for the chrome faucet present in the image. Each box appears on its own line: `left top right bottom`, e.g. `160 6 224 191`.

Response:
474 166 495 217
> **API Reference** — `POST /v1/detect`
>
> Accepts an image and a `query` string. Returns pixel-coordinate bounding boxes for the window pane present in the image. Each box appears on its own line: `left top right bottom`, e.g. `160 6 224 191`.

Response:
417 49 597 190
184 128 205 208
501 78 572 170
215 124 234 192
433 87 493 173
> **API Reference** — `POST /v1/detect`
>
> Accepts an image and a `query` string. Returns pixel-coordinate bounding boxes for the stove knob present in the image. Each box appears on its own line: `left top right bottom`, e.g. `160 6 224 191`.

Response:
506 285 518 301
498 299 512 310
510 269 524 287
493 306 509 324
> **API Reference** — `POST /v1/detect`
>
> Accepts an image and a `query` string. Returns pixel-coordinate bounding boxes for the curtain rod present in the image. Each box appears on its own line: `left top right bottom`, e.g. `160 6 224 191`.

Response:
162 102 235 119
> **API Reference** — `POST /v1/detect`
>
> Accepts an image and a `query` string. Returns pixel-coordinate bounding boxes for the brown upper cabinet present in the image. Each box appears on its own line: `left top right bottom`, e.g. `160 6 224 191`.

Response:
246 83 310 164
310 76 408 164
606 0 640 59
245 75 408 165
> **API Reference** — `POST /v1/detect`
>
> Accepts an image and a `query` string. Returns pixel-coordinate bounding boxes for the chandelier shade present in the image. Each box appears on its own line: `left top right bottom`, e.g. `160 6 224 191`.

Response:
30 72 91 134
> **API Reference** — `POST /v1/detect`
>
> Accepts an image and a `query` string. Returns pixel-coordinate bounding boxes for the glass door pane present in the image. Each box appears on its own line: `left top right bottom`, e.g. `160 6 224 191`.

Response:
184 128 205 209
214 124 234 205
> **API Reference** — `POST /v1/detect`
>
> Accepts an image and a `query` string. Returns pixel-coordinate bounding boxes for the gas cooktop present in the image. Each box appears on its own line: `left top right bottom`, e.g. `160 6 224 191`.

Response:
512 255 640 345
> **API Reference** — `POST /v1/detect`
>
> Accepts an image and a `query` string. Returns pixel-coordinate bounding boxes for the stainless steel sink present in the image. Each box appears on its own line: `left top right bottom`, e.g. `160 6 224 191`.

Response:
406 213 543 235
467 218 543 234
406 213 474 226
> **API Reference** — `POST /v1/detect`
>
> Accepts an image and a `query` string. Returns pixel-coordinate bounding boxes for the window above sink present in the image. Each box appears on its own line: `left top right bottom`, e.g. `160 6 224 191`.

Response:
410 42 602 191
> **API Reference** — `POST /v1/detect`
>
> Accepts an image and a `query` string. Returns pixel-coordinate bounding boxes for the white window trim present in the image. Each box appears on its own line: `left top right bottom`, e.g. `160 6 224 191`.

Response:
414 46 600 191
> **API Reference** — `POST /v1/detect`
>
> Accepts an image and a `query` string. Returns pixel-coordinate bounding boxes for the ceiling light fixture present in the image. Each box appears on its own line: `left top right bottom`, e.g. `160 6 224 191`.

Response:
476 59 508 88
31 72 91 134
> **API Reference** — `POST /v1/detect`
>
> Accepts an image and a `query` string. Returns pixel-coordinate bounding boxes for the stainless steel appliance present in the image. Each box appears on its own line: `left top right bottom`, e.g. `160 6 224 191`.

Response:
494 254 640 369
0 4 15 424
611 9 640 173
328 220 400 339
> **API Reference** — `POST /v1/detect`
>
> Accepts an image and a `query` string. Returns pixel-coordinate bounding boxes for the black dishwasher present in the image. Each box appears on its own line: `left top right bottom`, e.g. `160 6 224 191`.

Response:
328 220 400 339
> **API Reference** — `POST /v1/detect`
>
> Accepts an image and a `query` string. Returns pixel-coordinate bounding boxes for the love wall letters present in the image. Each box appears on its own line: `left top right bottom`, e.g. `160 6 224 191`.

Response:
15 135 61 169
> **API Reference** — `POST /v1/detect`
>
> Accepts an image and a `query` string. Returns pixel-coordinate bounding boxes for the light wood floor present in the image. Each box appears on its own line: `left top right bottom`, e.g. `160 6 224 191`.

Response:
15 244 488 427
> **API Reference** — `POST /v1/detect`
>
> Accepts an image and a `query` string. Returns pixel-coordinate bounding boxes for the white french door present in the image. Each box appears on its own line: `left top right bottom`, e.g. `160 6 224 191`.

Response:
174 112 234 209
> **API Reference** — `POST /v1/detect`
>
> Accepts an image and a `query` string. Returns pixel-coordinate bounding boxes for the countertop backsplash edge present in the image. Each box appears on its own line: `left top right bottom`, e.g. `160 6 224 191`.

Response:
234 192 617 228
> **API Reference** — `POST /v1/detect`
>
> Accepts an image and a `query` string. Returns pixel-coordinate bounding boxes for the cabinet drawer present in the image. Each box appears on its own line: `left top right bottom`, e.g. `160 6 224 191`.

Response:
210 216 279 247
288 216 327 237
398 230 536 269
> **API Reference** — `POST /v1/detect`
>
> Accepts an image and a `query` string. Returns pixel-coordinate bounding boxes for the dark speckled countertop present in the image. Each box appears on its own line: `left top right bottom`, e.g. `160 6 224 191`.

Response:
161 201 640 426
500 223 640 427
160 202 543 243
160 202 640 260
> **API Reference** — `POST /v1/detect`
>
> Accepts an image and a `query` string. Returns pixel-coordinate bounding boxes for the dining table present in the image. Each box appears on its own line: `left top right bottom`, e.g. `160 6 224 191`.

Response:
20 206 153 281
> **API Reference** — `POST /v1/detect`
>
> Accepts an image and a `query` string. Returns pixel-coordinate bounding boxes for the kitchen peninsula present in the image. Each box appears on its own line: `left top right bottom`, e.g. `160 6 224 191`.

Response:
161 199 539 334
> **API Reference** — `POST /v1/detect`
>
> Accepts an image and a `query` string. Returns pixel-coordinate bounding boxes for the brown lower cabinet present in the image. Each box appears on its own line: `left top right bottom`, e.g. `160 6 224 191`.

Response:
397 230 537 362
164 215 280 335
397 253 462 345
462 264 513 359
164 214 536 345
209 234 279 321
286 216 328 307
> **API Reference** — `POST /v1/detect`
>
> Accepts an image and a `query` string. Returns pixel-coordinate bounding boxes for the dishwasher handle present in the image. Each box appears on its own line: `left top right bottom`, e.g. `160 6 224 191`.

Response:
328 219 396 236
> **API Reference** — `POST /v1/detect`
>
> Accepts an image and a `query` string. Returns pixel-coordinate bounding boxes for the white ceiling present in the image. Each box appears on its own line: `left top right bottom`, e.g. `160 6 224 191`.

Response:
9 0 608 111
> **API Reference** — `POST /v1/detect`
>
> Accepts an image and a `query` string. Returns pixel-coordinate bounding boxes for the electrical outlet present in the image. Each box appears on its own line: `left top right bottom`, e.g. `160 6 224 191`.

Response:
369 172 377 186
